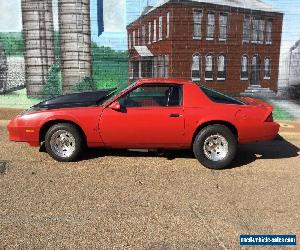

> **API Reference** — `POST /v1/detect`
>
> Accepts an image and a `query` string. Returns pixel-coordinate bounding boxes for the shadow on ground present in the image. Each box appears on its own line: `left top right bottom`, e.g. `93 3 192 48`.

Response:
76 135 300 169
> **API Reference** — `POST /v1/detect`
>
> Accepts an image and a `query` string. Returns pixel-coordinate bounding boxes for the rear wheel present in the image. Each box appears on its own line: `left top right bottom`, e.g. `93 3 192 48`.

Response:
193 125 237 169
45 123 84 162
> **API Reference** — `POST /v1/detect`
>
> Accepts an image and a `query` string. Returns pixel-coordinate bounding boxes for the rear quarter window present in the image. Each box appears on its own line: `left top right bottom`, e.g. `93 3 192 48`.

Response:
199 86 245 105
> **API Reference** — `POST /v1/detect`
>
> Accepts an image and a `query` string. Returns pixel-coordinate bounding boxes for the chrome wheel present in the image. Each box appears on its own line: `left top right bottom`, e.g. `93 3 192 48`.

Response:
203 134 229 162
50 130 76 158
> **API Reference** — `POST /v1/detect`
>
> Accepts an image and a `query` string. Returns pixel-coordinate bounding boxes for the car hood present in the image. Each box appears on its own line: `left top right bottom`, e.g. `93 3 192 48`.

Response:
33 90 114 110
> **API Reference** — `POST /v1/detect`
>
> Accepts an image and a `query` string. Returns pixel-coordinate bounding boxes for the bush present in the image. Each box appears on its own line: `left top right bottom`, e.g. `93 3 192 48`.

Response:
72 77 97 92
42 64 62 99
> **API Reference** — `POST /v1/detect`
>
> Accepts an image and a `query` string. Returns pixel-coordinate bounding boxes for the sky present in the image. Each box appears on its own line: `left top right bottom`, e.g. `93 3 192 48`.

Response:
0 0 299 51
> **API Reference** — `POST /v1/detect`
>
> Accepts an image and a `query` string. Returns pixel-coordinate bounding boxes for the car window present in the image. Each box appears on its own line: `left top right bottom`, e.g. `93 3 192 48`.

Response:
119 84 182 108
199 85 245 105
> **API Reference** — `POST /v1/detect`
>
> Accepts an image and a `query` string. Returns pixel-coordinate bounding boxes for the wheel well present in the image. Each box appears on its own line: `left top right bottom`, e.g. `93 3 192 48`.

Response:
192 121 238 145
39 120 87 145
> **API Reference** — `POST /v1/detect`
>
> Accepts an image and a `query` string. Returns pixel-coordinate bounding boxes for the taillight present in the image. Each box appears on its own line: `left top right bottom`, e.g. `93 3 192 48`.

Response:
265 113 273 122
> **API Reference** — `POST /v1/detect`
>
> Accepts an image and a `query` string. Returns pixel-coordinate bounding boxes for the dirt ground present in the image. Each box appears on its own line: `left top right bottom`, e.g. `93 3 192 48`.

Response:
0 108 299 249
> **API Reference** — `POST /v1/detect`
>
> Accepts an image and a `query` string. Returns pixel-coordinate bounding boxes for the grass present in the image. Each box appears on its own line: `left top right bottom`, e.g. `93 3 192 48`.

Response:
272 105 295 121
0 89 41 109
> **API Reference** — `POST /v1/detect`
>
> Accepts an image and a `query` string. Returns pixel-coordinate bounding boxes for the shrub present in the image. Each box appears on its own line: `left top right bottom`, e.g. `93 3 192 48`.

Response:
42 63 62 99
72 77 97 92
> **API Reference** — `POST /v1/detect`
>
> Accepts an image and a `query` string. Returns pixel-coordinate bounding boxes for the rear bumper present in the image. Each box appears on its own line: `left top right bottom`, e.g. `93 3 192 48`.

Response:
239 122 280 144
7 118 40 147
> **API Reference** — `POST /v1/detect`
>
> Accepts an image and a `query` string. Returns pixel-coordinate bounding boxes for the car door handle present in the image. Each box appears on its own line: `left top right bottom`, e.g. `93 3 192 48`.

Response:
169 114 183 118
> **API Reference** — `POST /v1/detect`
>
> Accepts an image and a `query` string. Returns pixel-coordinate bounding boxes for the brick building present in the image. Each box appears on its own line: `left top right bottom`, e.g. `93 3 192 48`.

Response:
127 0 283 94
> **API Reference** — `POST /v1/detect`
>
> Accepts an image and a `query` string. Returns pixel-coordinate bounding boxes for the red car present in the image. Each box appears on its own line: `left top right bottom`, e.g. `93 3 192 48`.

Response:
7 79 279 169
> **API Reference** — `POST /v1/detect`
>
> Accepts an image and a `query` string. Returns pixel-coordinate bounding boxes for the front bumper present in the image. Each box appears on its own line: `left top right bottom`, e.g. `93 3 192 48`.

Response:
7 117 40 147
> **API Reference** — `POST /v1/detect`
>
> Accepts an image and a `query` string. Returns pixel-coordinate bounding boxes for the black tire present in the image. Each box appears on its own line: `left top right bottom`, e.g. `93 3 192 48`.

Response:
193 124 237 170
45 123 84 162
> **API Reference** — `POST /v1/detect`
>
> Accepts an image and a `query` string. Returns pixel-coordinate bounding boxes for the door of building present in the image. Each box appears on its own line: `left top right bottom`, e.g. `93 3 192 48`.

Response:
251 55 260 86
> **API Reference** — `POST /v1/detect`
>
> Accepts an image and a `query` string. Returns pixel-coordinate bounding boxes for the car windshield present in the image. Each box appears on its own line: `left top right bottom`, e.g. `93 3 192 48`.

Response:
97 82 136 105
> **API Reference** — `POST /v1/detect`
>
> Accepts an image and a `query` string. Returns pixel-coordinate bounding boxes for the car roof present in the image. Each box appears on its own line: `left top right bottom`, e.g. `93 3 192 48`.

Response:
137 78 191 85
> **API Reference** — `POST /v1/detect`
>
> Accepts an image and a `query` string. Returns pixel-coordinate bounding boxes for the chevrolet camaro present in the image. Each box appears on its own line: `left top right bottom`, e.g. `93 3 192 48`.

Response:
7 79 279 169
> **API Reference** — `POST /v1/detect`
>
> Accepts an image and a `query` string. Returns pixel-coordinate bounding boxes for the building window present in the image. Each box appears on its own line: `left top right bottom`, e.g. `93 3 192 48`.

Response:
207 12 215 40
164 55 169 78
133 30 136 46
191 53 201 81
258 19 265 44
166 12 170 38
129 62 133 79
264 57 271 79
252 18 260 43
158 55 164 77
159 16 163 41
217 54 226 80
241 55 249 80
153 20 157 42
153 56 158 77
266 19 272 44
137 28 140 45
243 16 251 43
219 13 228 41
205 54 214 80
193 9 202 39
142 25 146 45
148 22 151 44
128 33 131 49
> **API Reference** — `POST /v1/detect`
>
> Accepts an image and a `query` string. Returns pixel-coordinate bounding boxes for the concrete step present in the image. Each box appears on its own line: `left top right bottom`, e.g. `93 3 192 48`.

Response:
241 85 276 98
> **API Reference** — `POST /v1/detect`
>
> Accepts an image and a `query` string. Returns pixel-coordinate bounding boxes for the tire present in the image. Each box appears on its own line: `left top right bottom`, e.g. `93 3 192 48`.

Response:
45 123 84 162
193 125 237 170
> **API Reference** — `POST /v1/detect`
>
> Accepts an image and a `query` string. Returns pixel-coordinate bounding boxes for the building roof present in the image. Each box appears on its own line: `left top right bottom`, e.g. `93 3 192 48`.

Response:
134 46 154 57
144 0 282 15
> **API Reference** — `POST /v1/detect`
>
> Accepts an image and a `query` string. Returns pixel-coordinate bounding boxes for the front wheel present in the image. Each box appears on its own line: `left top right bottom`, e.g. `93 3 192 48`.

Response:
193 125 237 170
45 123 84 162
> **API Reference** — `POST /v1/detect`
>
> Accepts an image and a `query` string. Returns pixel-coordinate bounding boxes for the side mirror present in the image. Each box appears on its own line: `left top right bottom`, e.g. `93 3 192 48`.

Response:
109 101 121 111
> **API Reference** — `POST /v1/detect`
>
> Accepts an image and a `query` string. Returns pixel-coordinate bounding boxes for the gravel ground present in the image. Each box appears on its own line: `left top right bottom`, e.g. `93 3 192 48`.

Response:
0 115 299 249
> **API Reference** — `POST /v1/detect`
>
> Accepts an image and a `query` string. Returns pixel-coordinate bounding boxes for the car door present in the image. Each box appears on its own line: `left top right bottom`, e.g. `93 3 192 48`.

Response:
99 84 185 148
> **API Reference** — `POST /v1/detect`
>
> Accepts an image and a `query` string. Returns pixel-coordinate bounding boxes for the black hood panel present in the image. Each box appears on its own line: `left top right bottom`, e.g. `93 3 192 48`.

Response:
34 90 112 110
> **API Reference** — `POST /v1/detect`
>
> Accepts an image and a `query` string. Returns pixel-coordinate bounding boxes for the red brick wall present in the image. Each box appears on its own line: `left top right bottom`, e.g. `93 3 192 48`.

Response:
127 2 283 94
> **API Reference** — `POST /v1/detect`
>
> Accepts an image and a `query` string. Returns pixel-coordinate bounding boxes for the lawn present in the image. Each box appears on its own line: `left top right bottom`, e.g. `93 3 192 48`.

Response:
0 89 41 109
272 104 295 121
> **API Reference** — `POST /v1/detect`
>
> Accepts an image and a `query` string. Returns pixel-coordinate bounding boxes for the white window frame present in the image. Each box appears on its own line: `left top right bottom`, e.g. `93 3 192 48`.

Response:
129 62 134 79
219 13 228 42
191 53 201 81
258 19 265 44
153 19 157 42
265 19 273 44
264 57 271 80
243 15 251 43
164 55 169 78
193 9 203 40
148 22 151 44
252 17 260 44
133 30 136 46
159 16 163 41
128 33 131 49
241 54 249 80
166 12 170 38
137 28 140 46
142 25 146 45
205 54 214 81
217 54 226 81
207 11 215 40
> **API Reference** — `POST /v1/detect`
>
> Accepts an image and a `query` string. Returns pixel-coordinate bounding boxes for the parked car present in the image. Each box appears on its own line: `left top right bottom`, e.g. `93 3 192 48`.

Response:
7 78 279 169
